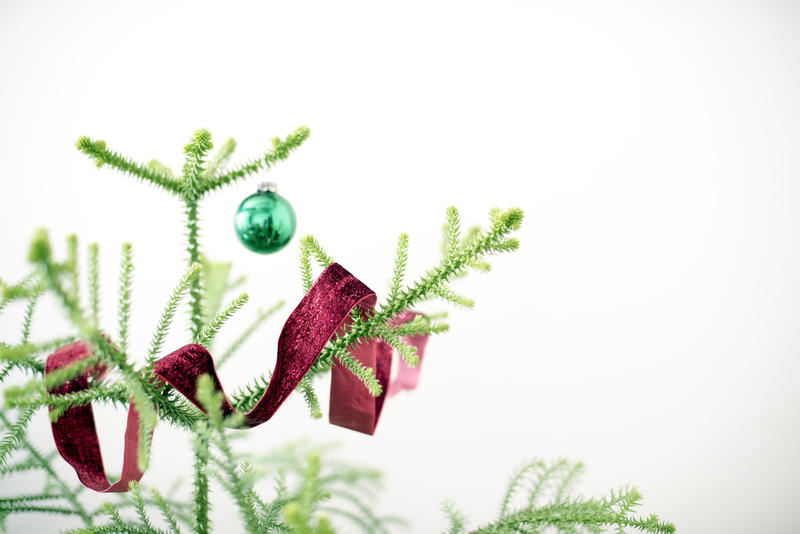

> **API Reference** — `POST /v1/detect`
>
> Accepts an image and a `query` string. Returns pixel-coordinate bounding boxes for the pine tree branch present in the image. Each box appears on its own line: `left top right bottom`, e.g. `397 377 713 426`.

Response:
427 285 474 308
118 243 134 354
149 488 182 534
305 207 523 394
195 293 248 347
0 410 92 525
0 406 37 466
202 126 310 194
128 481 154 531
5 383 129 422
191 421 211 534
388 233 409 303
20 283 42 344
371 327 418 367
299 235 333 269
88 243 100 329
66 234 80 304
298 376 322 420
75 137 181 194
184 201 204 340
442 501 467 534
498 459 544 519
147 264 202 363
181 129 213 201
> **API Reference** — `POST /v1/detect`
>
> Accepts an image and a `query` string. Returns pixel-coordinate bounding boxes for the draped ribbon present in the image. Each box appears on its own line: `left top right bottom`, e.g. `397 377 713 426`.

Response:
44 263 429 492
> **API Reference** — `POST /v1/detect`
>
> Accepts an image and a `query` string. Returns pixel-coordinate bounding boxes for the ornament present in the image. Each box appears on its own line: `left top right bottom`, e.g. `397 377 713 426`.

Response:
45 263 430 492
233 182 296 254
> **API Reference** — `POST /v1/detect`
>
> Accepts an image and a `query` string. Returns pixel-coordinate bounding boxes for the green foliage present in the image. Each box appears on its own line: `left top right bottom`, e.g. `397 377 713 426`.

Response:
292 206 521 397
118 243 134 354
443 458 675 534
88 243 100 328
75 136 182 194
194 293 248 348
181 129 214 200
147 264 202 362
0 406 36 467
0 409 92 526
203 126 311 193
388 233 409 303
0 128 670 534
27 228 52 263
19 284 42 344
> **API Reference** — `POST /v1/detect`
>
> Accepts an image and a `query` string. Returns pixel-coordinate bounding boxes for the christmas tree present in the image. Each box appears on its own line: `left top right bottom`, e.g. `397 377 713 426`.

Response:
0 129 673 533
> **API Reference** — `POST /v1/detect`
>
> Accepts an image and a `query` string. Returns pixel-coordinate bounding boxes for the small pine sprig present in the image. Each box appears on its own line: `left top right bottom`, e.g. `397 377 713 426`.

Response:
147 264 202 363
428 286 474 309
4 380 128 422
369 325 419 366
444 206 460 259
0 406 37 467
197 376 267 533
191 420 212 534
442 500 467 534
118 243 134 354
230 374 272 413
299 235 333 272
281 452 334 534
181 129 213 200
232 207 515 405
0 339 70 376
451 458 675 534
128 481 154 531
66 234 79 303
150 487 182 534
194 293 249 348
0 410 92 525
20 283 43 344
498 459 544 518
298 377 322 420
75 136 181 194
204 126 310 194
388 233 409 303
87 243 100 329
307 206 521 396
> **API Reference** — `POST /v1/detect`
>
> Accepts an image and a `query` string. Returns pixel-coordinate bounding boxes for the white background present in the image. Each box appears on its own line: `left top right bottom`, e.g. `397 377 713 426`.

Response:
1 1 799 532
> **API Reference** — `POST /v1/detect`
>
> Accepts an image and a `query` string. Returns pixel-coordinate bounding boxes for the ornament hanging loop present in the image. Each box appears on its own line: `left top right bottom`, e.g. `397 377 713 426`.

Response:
258 181 277 193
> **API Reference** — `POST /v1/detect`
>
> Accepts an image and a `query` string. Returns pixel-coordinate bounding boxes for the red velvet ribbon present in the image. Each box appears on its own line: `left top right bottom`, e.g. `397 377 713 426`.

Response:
44 263 429 492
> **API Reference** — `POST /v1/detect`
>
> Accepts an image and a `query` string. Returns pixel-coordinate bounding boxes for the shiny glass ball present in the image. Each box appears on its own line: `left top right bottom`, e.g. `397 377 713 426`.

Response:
233 190 296 254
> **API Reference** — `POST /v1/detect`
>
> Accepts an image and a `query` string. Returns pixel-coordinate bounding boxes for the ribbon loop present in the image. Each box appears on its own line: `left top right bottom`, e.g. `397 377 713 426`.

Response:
45 263 430 491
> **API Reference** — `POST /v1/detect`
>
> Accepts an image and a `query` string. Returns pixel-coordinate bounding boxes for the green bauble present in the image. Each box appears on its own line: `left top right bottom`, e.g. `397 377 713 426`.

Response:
234 188 296 254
